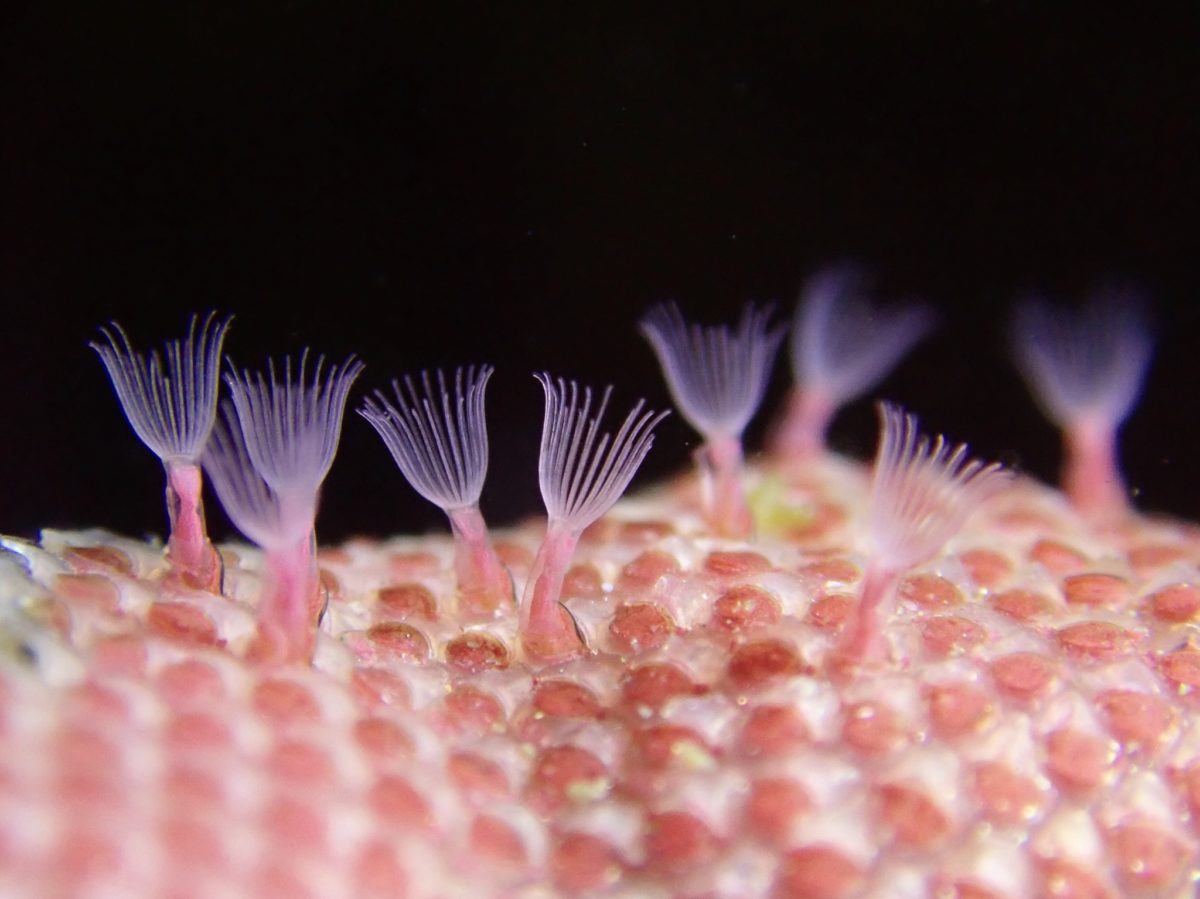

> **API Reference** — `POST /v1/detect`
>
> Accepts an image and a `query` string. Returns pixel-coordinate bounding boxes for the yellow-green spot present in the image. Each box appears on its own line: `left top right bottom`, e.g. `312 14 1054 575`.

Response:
749 475 817 536
672 739 716 771
566 776 611 803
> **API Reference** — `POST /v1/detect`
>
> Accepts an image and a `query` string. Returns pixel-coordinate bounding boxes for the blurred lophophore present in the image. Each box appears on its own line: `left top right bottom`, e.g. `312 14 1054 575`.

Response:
641 301 783 538
772 267 934 461
1012 290 1153 527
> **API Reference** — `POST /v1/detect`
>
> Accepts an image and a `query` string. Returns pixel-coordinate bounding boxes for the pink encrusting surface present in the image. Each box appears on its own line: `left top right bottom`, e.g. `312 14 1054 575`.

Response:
2 454 1200 898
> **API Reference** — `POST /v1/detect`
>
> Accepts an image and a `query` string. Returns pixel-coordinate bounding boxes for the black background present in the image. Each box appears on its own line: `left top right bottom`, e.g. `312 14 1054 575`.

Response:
4 4 1199 544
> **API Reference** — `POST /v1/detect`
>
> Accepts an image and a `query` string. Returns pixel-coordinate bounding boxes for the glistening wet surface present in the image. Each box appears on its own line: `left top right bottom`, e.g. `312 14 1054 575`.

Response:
1 457 1198 898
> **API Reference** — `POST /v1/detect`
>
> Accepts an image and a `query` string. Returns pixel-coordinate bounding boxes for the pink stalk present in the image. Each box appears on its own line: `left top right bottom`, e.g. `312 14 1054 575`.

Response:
836 562 898 664
256 533 320 665
91 312 231 588
1062 418 1125 521
1012 293 1152 526
839 403 1010 666
770 386 835 461
447 505 513 618
773 267 934 462
359 366 513 618
163 459 221 591
640 302 783 538
699 433 753 538
522 375 667 664
520 521 583 662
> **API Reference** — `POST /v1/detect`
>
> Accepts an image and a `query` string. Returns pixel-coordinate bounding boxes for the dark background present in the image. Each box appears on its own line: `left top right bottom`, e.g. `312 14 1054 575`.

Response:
3 4 1198 544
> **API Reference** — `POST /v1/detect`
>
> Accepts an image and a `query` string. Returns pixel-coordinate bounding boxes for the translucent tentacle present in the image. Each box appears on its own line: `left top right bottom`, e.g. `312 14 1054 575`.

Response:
793 269 934 406
535 374 667 532
358 365 492 511
640 302 783 439
91 312 231 462
1013 293 1152 429
225 351 363 498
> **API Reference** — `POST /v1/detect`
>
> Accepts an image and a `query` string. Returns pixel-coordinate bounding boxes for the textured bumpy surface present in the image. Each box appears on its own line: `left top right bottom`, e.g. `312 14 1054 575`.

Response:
2 457 1199 898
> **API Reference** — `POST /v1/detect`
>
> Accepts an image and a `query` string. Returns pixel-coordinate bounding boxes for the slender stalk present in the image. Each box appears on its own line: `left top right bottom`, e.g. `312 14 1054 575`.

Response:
838 562 898 663
700 434 752 538
163 459 221 591
1063 419 1125 524
257 532 320 665
447 504 514 618
520 521 583 662
771 387 835 461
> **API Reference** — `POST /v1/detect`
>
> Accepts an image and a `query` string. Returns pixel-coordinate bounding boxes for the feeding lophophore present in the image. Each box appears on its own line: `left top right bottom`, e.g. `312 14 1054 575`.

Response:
641 301 783 538
838 402 1011 664
358 366 514 619
771 267 935 461
203 351 362 664
521 374 667 663
1012 291 1153 526
91 312 232 591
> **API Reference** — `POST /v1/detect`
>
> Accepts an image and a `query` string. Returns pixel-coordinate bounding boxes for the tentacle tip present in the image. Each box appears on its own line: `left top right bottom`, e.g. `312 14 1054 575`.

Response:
1011 292 1154 429
792 268 936 407
869 402 1011 571
90 312 231 462
225 350 362 497
359 364 494 511
536 374 666 532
